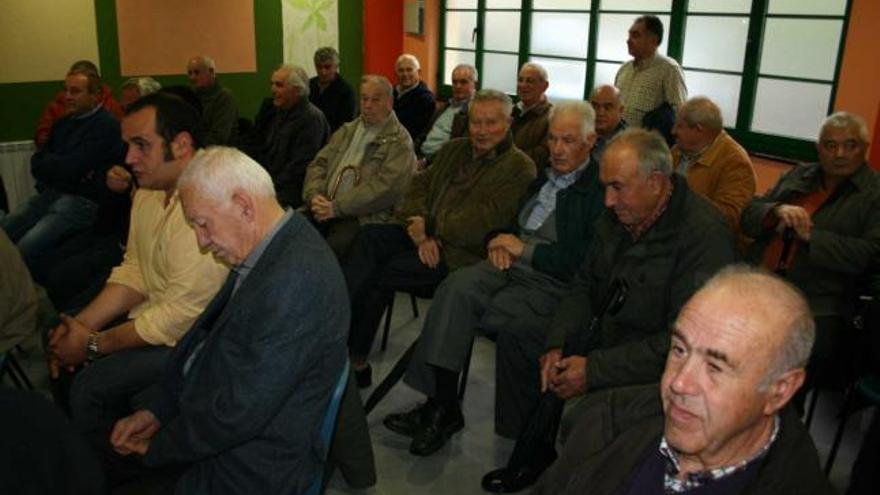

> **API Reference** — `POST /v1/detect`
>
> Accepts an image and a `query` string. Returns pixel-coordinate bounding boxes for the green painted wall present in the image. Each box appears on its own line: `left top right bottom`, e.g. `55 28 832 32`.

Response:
0 0 363 142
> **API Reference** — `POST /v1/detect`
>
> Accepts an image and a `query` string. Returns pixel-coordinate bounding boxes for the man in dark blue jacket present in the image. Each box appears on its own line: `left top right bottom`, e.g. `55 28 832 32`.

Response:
393 53 436 142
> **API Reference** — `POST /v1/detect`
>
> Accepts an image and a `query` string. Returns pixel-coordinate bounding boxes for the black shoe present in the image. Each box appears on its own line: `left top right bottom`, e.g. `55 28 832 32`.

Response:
481 453 557 493
409 402 464 456
384 401 431 437
354 364 372 388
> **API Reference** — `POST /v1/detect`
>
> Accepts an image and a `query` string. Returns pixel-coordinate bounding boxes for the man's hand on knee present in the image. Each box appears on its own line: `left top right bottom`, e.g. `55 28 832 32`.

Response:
111 409 161 456
539 348 563 393
550 355 588 399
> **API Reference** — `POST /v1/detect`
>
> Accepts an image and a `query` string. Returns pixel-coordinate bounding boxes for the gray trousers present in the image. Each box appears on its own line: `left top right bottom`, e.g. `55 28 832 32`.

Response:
403 260 567 438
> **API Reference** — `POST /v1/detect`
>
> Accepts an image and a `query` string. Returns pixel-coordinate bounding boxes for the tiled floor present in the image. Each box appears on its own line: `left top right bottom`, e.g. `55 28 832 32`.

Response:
6 293 871 494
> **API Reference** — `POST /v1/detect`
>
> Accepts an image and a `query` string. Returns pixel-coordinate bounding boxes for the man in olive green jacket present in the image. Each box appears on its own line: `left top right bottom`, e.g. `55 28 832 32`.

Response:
0 229 38 353
342 89 536 388
303 75 416 256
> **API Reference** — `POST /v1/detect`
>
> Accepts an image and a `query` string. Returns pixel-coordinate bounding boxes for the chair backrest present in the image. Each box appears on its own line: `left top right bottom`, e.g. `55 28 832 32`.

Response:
304 358 350 495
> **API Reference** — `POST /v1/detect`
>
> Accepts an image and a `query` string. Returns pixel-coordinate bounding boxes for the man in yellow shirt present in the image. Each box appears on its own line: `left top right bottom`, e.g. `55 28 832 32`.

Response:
47 92 228 441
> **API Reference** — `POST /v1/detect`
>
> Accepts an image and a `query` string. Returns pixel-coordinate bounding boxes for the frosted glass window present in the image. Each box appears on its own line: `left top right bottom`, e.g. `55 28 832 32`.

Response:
486 0 522 8
751 79 832 140
596 14 670 62
760 19 842 81
682 16 749 72
484 12 521 52
444 51 477 85
601 0 671 11
445 11 478 49
593 62 619 87
482 52 520 95
447 0 477 8
768 0 846 16
687 0 751 13
683 71 742 126
530 13 590 58
531 57 587 100
533 0 589 10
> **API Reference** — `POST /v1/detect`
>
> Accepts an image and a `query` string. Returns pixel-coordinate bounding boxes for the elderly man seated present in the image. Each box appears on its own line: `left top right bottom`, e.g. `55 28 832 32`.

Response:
393 53 436 141
418 64 478 162
383 100 605 456
483 128 737 492
248 64 330 208
742 111 880 400
303 75 415 257
186 54 239 145
589 84 628 163
343 89 536 388
534 266 834 494
672 97 756 233
108 147 350 493
309 46 357 132
512 62 553 169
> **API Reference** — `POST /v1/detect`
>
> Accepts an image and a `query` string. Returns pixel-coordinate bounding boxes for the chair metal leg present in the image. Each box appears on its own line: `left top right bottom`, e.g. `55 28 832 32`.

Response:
410 294 419 319
825 387 856 474
380 292 396 352
458 339 475 401
805 387 821 429
7 354 33 390
364 337 420 415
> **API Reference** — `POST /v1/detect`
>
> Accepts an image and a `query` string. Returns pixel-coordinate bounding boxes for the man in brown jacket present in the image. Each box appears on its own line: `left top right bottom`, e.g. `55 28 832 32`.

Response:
512 62 553 170
342 89 536 388
671 96 756 233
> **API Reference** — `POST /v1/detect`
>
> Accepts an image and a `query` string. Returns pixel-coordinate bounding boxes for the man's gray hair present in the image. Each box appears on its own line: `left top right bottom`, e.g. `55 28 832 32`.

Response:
178 147 276 202
520 62 548 82
549 100 595 140
697 264 815 389
314 46 340 65
679 96 723 131
190 55 216 71
278 64 310 97
453 63 479 83
821 111 869 143
471 89 513 119
122 77 162 97
360 74 394 99
606 128 673 177
396 53 421 71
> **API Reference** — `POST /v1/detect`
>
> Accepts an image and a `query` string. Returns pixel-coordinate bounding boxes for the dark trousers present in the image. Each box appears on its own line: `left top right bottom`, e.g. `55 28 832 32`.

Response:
343 224 448 357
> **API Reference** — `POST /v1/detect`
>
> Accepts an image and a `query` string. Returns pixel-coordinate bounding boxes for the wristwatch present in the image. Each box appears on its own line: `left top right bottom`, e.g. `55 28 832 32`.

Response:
86 332 101 363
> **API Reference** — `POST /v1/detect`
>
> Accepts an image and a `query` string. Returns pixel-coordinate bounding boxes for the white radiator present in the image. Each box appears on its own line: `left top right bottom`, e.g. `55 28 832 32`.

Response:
0 140 36 213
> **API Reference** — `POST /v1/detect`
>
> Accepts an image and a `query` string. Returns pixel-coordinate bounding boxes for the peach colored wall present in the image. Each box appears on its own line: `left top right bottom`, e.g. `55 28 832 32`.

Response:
363 1 404 83
403 0 439 93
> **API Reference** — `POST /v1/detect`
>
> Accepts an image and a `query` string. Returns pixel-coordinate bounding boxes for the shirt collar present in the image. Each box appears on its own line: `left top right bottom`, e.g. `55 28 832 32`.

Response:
233 209 294 284
546 159 590 188
625 178 673 240
73 103 103 120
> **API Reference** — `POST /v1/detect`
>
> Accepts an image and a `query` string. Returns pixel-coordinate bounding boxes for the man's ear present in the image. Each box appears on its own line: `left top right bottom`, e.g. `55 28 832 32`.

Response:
762 368 806 416
171 132 194 160
231 189 255 221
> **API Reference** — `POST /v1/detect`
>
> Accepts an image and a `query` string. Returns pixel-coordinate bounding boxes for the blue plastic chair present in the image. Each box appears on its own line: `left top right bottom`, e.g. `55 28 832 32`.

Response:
304 358 350 495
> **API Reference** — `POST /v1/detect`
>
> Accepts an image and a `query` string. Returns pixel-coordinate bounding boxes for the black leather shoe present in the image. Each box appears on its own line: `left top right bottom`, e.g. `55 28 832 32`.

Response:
354 364 372 388
481 451 557 493
409 402 464 456
384 401 430 437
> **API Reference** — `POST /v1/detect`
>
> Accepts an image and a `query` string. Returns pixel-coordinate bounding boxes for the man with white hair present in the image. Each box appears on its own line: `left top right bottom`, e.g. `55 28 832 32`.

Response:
393 53 436 141
247 64 330 208
119 77 162 109
186 54 239 145
513 62 553 168
742 111 880 403
384 101 605 456
534 266 834 494
109 147 350 494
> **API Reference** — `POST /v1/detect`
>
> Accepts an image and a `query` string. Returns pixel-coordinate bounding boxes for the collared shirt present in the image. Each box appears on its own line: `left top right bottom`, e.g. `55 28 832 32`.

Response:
421 97 469 156
676 143 712 176
107 188 229 346
525 160 590 230
328 116 382 199
625 179 674 240
232 209 294 295
615 54 687 128
514 95 549 119
72 103 103 120
659 416 780 493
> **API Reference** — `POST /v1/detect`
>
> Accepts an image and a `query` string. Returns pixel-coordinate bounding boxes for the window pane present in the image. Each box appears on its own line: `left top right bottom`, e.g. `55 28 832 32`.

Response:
445 11 477 49
751 78 831 140
533 0 589 10
482 52 520 94
530 13 590 58
596 14 670 62
444 50 477 85
683 71 742 126
682 16 749 72
593 62 619 87
601 0 672 12
484 11 521 52
447 0 477 8
688 0 750 13
531 57 587 100
768 0 847 16
487 0 522 8
760 19 842 81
